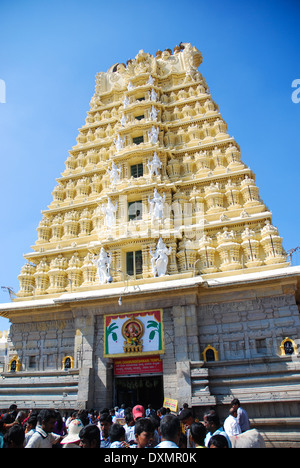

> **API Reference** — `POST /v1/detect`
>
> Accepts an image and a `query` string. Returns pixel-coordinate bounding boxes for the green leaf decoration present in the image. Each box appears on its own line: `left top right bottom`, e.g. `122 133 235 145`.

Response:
147 320 158 329
112 332 118 342
107 323 118 333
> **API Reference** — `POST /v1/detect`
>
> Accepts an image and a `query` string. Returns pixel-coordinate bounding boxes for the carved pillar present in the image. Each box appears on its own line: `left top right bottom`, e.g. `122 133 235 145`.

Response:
240 176 260 206
195 150 211 176
63 211 79 239
241 227 263 268
79 209 92 236
65 181 76 201
50 215 63 241
82 253 97 285
66 253 82 290
225 144 244 170
198 235 217 273
171 301 200 406
225 179 241 208
168 241 178 274
74 312 95 409
260 221 286 265
34 258 49 295
204 182 224 213
52 183 65 203
36 217 51 243
17 263 36 297
216 230 242 271
47 255 68 293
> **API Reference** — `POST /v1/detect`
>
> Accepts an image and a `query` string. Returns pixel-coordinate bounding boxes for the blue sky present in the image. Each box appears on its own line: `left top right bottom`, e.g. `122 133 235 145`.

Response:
0 0 299 330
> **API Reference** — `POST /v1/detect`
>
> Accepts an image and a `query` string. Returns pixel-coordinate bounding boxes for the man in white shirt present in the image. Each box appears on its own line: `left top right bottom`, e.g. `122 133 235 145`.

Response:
203 410 232 448
25 409 61 448
231 398 250 432
155 414 181 448
224 408 242 437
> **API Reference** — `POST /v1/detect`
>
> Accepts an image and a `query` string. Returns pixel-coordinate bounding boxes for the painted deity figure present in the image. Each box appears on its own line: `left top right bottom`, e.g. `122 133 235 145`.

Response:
107 161 121 186
150 237 172 277
147 152 162 177
94 247 112 284
124 322 142 345
148 188 165 221
114 134 125 152
147 75 154 85
148 126 159 144
102 197 118 227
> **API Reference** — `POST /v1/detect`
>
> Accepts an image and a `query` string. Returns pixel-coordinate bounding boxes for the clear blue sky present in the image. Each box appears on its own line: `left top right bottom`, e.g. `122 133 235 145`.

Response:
0 0 299 330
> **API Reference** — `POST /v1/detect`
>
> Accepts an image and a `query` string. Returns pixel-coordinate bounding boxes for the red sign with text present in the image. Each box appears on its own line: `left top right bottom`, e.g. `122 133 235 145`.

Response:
114 356 163 376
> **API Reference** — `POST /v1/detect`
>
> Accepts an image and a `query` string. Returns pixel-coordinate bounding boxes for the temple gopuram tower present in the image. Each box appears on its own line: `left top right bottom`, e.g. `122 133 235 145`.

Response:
1 43 300 447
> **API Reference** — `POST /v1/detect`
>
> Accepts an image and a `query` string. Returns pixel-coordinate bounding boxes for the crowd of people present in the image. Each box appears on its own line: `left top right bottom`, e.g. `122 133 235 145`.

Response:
0 399 256 449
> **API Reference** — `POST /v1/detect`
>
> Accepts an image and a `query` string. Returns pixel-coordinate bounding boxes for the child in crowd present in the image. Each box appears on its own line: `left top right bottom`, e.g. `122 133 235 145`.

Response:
132 418 155 448
208 434 229 448
99 413 112 448
190 422 207 448
109 423 128 448
24 415 37 445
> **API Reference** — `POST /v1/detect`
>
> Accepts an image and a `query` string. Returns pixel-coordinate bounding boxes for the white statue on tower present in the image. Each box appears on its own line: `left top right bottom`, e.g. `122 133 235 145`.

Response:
94 247 112 284
147 152 162 177
114 134 125 152
120 113 128 127
102 197 118 227
148 126 159 144
149 106 158 121
149 88 158 102
107 161 121 186
127 81 134 91
150 237 172 277
123 95 130 108
148 188 165 221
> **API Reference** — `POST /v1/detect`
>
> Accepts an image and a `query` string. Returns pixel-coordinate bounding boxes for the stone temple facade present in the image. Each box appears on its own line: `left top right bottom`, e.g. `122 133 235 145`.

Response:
0 43 300 447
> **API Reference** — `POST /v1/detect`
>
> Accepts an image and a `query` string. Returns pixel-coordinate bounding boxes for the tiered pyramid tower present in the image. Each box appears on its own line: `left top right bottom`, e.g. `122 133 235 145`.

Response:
17 43 287 299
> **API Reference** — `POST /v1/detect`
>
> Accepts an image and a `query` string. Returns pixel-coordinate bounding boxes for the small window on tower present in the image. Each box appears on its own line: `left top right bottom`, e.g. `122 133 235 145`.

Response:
126 251 143 277
128 201 142 221
131 163 143 178
133 135 144 145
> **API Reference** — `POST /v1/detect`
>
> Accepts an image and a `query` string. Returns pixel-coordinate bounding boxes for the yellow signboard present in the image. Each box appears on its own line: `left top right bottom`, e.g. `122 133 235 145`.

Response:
163 397 178 413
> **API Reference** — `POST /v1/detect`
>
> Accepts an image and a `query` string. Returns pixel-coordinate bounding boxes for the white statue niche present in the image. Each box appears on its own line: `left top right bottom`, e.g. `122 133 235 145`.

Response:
149 106 158 121
147 152 162 177
148 188 166 222
93 247 112 284
114 134 125 152
107 161 121 186
150 237 172 277
102 197 118 227
149 88 158 102
148 126 159 144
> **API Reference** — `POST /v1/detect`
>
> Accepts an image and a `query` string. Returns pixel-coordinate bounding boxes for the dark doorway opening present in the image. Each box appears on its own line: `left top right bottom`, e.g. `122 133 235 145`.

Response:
115 375 163 410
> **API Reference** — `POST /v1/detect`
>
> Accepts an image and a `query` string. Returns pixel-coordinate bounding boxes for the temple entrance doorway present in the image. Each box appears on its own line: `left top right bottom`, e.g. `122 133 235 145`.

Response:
115 375 164 410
